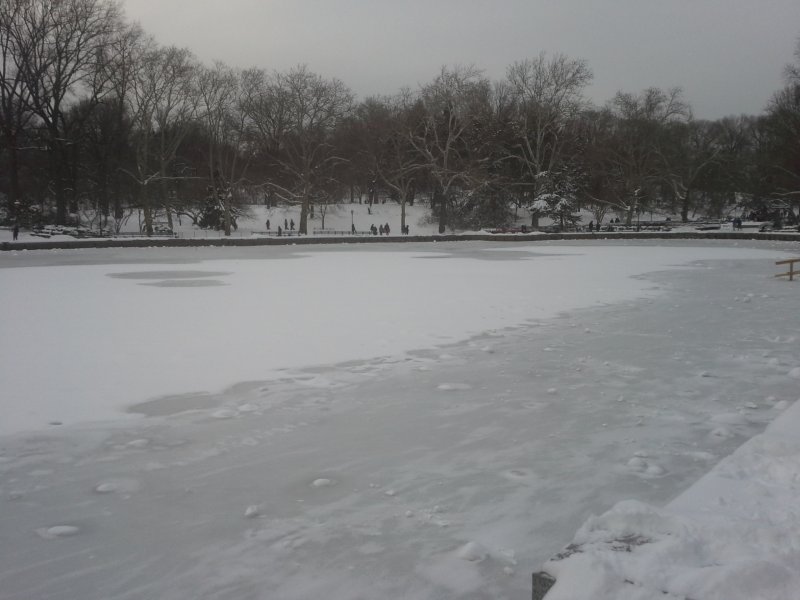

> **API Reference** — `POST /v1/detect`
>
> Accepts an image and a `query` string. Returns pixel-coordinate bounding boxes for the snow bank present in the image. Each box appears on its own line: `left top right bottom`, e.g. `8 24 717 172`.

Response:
540 398 800 600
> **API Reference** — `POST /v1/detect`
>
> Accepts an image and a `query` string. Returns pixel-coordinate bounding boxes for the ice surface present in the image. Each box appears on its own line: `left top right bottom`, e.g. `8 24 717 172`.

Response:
1 240 798 599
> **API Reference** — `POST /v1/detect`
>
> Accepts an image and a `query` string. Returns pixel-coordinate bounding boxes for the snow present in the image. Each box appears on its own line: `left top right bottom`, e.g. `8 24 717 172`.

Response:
0 243 788 436
542 397 800 600
5 201 446 242
1 239 799 599
6 200 793 244
35 525 81 539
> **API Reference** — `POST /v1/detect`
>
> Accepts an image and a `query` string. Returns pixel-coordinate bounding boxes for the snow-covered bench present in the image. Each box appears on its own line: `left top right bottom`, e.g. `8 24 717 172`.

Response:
312 228 372 236
112 231 177 238
252 230 303 237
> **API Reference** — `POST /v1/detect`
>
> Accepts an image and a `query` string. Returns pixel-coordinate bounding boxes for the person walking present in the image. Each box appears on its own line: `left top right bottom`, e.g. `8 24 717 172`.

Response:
384 223 390 235
266 219 270 230
13 224 19 240
290 219 295 231
284 218 288 230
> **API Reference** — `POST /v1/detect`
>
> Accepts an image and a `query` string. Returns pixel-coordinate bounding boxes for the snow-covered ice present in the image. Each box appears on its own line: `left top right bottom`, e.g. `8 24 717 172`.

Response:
1 239 799 599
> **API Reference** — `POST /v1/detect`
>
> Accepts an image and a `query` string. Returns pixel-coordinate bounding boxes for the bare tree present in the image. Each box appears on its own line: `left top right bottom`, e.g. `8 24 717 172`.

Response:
607 86 691 224
150 46 199 230
784 37 800 86
576 108 627 226
244 65 353 234
410 65 491 233
764 42 800 221
359 92 423 232
14 0 122 224
505 52 592 227
83 20 143 229
124 35 166 235
0 0 38 218
195 61 239 235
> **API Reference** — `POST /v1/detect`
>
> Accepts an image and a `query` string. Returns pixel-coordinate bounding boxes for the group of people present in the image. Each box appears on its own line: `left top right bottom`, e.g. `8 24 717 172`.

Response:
265 218 295 231
368 223 411 235
264 218 297 236
587 218 622 232
370 223 391 235
262 215 411 236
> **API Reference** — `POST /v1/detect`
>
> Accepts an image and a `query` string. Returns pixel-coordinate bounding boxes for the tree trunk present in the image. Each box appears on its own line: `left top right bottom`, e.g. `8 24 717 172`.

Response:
223 194 231 236
54 158 67 225
680 189 691 222
67 144 79 215
96 164 109 231
113 175 124 221
160 163 174 231
299 192 309 234
141 183 154 235
436 189 447 234
7 135 21 218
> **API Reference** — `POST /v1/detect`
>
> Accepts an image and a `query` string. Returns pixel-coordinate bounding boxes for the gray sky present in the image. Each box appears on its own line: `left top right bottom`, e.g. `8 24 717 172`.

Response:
121 0 800 119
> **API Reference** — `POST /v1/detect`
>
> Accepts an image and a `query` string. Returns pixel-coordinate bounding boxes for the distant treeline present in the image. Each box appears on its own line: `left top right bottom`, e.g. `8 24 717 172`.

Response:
1 0 799 235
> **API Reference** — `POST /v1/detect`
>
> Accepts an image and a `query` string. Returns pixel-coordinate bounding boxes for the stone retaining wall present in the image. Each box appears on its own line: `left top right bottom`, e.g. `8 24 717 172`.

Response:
2 231 799 252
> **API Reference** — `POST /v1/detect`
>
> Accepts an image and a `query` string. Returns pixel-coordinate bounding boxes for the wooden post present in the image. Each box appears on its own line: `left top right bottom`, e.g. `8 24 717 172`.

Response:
775 258 800 281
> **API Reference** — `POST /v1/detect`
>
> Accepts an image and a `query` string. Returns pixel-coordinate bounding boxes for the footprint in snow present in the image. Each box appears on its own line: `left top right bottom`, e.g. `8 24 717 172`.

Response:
626 456 666 477
457 541 489 562
212 408 238 419
311 478 336 488
503 468 535 482
93 478 140 495
36 525 81 539
437 383 472 391
126 438 150 449
709 426 734 440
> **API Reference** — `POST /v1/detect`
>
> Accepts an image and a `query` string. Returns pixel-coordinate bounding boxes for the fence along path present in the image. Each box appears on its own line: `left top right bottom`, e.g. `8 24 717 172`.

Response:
775 258 800 281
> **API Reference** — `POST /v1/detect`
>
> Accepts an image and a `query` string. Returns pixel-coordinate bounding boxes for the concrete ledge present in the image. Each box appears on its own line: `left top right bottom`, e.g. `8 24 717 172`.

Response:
532 571 557 600
2 231 799 252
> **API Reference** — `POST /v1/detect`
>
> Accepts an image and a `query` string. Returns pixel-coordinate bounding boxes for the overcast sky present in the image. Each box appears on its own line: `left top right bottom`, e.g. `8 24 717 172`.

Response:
121 0 800 119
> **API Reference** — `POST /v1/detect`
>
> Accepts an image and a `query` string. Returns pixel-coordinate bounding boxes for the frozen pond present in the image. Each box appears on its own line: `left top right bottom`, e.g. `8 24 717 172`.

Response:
1 240 798 599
